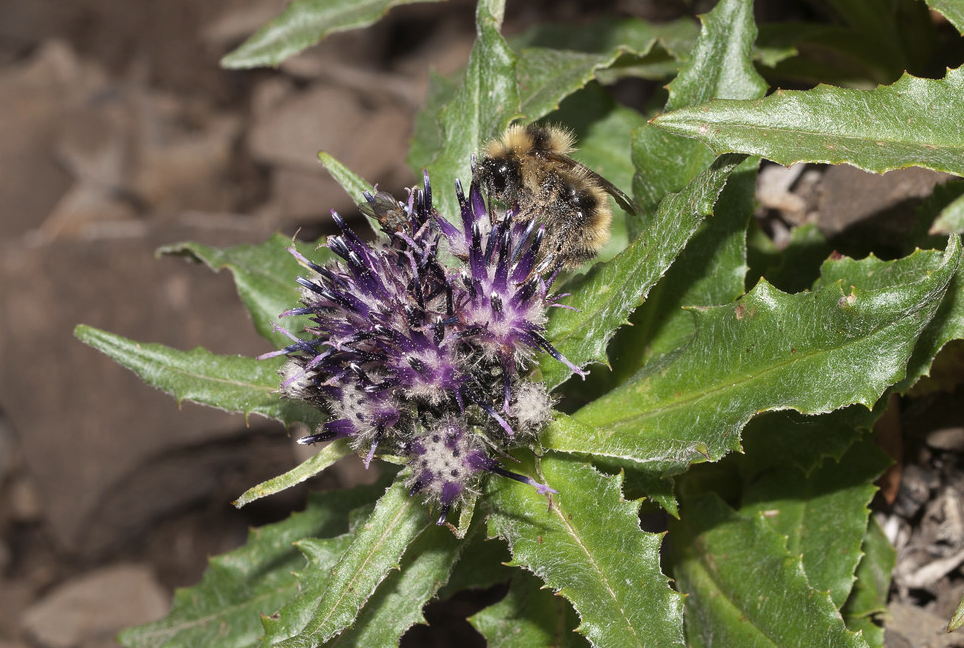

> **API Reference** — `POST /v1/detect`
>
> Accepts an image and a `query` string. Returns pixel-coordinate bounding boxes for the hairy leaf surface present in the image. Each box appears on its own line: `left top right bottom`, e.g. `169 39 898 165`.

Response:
119 483 386 648
741 439 891 608
74 325 322 429
235 439 354 507
669 494 869 648
486 453 685 648
222 0 444 69
841 516 895 646
318 522 464 647
273 481 430 647
470 570 587 648
407 2 517 221
923 0 964 34
546 239 961 475
653 68 964 175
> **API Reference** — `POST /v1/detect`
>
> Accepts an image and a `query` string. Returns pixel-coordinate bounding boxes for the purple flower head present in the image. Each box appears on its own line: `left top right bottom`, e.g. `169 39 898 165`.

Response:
405 417 558 525
263 172 579 523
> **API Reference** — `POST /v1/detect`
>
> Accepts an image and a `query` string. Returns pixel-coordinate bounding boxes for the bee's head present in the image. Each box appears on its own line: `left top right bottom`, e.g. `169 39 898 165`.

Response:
473 155 521 204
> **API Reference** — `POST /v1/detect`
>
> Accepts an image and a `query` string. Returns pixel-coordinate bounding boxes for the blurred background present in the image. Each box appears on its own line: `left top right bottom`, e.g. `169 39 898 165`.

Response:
1 1 963 647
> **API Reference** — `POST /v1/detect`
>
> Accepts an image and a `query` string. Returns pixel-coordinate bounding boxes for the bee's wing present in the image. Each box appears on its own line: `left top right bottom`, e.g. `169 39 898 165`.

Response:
546 152 639 215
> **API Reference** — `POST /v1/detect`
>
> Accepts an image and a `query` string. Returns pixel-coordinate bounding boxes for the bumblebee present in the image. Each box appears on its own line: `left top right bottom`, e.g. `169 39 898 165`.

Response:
473 123 637 269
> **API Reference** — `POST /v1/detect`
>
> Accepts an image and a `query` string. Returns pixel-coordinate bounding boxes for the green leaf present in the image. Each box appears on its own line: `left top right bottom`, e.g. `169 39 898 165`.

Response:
930 183 964 235
541 153 745 388
271 480 430 647
563 0 765 387
610 157 757 384
317 152 373 201
757 18 929 87
630 124 715 232
736 405 881 479
926 0 964 34
409 11 663 224
547 239 961 475
758 0 937 86
118 482 386 648
316 153 379 234
73 325 322 429
510 16 698 86
159 234 332 349
407 2 518 221
903 263 964 392
437 530 512 599
515 48 626 121
261 526 363 647
907 183 964 254
951 596 964 634
633 0 766 232
842 516 895 645
740 438 891 608
470 570 588 648
669 494 869 648
235 438 354 507
408 71 460 181
593 453 680 517
652 68 964 176
753 33 797 70
485 453 685 648
830 237 964 394
510 15 698 62
322 520 465 647
747 222 832 295
221 0 445 69
665 0 767 111
823 0 929 72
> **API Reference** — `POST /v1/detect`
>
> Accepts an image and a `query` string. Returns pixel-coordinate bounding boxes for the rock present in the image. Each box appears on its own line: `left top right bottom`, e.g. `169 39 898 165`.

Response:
816 165 950 248
201 0 291 47
248 84 409 175
926 427 964 452
132 111 243 213
247 82 414 224
8 474 45 524
0 40 103 240
886 601 961 648
0 639 30 648
0 226 280 558
0 576 36 648
22 563 168 648
54 81 244 227
256 166 352 223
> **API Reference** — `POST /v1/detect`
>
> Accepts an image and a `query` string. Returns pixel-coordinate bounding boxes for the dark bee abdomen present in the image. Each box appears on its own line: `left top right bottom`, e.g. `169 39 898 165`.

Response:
569 186 600 220
538 172 610 266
